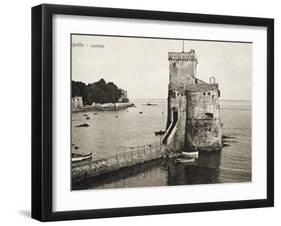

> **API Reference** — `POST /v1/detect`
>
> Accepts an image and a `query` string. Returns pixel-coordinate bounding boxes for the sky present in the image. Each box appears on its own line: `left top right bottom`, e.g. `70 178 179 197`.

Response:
72 34 252 100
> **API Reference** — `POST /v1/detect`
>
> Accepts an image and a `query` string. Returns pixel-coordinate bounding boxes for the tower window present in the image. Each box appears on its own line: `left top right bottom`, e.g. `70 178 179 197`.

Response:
205 113 213 119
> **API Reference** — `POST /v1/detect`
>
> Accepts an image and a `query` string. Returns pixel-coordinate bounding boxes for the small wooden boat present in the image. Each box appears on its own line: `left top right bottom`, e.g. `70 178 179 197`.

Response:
181 151 199 158
174 156 195 163
72 152 92 163
154 130 166 136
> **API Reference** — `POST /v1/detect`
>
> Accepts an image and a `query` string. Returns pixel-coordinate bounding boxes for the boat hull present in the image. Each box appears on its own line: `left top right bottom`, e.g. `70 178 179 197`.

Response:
181 151 199 159
72 153 92 163
174 157 195 163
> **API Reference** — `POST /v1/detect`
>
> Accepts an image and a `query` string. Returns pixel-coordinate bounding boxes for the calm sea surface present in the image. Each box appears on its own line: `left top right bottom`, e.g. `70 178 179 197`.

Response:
72 99 251 190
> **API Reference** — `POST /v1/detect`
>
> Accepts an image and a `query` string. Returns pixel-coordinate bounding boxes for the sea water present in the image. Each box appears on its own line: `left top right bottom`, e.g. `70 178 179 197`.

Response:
72 99 251 190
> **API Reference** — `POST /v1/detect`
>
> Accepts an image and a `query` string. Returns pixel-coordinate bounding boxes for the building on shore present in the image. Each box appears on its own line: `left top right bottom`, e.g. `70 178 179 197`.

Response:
118 89 129 103
161 49 222 152
72 96 84 109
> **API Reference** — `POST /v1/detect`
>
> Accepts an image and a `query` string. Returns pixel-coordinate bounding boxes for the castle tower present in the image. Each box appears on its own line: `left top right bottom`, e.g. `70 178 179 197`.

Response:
162 49 222 152
168 49 198 90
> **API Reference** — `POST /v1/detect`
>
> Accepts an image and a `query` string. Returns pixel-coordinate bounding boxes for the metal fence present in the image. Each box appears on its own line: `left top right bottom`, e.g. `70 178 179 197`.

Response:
114 142 162 164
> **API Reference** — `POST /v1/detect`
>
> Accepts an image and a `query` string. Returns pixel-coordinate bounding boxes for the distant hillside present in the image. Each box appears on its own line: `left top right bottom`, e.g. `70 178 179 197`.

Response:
72 79 128 105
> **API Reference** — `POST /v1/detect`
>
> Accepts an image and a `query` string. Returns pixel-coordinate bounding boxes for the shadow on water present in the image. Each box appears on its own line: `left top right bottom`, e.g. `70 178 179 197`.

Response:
72 151 223 190
167 151 222 186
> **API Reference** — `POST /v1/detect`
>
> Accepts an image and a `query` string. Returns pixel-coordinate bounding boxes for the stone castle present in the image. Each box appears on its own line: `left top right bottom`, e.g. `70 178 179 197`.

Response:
161 49 222 152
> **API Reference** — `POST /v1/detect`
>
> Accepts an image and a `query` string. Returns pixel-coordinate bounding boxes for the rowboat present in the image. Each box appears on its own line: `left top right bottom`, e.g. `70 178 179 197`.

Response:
154 130 166 136
181 151 199 158
143 103 158 106
72 152 92 163
174 156 195 163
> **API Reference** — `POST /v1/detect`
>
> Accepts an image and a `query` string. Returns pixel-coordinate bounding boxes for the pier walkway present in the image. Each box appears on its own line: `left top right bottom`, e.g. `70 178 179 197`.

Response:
72 142 163 183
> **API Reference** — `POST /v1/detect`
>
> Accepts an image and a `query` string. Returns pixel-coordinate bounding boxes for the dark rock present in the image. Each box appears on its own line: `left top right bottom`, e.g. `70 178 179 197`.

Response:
76 123 90 127
222 135 236 139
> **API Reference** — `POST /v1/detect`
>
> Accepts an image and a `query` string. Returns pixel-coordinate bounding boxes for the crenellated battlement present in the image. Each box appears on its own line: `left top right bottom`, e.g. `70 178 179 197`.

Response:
168 49 197 61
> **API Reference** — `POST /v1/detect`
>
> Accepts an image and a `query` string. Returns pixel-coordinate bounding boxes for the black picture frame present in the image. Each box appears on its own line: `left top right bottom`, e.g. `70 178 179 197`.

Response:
32 4 274 222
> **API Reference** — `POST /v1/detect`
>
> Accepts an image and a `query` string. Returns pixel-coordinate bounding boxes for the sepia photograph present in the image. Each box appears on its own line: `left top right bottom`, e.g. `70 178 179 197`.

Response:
31 4 274 221
71 34 252 190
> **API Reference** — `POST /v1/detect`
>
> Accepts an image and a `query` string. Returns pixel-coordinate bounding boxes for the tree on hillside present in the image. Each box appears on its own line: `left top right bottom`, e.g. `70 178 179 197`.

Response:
72 79 124 105
72 81 86 98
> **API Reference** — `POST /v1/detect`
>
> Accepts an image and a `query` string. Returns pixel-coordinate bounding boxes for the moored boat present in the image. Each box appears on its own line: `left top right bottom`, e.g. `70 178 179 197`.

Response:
174 156 195 163
181 151 199 158
143 103 158 106
154 130 166 136
72 152 92 163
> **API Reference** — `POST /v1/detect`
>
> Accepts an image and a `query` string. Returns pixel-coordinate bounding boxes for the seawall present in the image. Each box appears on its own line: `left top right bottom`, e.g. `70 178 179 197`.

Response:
73 102 134 113
72 142 163 184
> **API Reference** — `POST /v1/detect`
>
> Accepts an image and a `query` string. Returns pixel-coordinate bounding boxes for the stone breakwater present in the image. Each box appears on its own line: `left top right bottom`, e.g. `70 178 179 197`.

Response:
72 142 163 184
73 102 134 112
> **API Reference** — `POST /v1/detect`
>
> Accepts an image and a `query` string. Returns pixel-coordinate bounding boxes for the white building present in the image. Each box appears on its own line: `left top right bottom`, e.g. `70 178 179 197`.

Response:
118 89 128 102
72 96 84 109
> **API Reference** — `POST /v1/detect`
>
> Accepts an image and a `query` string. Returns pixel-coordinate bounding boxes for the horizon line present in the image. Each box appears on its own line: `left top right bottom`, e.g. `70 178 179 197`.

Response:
128 97 251 101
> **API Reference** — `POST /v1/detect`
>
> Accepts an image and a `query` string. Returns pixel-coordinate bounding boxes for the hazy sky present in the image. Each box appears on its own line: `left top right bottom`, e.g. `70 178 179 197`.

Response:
72 35 252 100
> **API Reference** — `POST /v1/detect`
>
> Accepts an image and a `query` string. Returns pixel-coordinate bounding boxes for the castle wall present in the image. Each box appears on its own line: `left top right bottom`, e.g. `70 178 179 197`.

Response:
185 87 222 151
186 84 220 120
186 119 222 151
167 90 187 151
